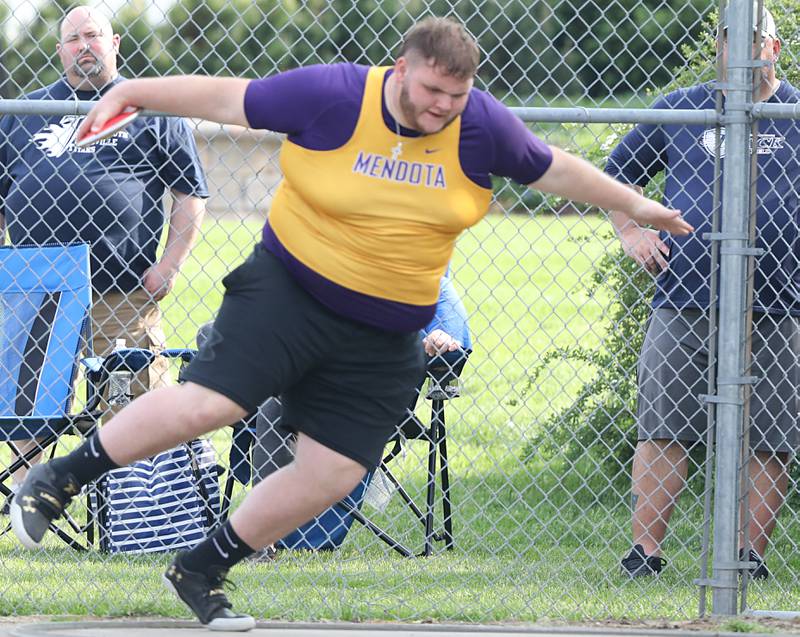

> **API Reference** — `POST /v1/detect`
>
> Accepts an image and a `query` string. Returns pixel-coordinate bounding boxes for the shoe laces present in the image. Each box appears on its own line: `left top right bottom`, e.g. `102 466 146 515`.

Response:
207 570 237 608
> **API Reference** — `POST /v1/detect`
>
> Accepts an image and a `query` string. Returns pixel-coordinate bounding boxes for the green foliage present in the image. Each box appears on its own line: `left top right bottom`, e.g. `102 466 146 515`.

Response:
721 619 776 634
0 3 8 96
1 0 70 96
669 2 800 92
549 0 710 99
522 233 653 475
116 0 160 78
523 1 800 484
156 0 257 76
1 0 716 100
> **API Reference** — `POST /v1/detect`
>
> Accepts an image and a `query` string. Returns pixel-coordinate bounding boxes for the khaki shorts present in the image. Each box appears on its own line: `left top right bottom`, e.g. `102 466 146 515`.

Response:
91 288 171 406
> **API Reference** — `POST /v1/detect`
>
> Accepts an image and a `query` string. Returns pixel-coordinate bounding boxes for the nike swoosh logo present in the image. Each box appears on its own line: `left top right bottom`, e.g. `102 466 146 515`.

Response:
223 526 239 548
213 537 229 559
424 148 440 154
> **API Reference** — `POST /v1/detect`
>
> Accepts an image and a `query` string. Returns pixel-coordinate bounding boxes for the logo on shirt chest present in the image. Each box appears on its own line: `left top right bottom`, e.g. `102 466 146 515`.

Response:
31 115 130 158
352 151 446 189
701 128 785 158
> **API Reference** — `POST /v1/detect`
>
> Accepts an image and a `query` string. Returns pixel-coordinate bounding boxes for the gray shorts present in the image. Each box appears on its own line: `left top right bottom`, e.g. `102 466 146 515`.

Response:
637 308 800 453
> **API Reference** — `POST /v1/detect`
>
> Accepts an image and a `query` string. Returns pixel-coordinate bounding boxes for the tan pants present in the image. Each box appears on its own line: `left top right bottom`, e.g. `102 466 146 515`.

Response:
91 288 172 410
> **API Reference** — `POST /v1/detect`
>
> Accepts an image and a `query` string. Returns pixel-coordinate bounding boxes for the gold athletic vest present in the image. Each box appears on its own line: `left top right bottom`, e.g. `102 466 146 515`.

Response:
268 66 492 306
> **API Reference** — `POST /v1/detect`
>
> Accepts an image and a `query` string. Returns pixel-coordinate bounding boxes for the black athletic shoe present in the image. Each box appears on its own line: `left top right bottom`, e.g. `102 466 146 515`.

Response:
10 463 78 549
163 553 255 632
621 544 667 578
740 548 769 580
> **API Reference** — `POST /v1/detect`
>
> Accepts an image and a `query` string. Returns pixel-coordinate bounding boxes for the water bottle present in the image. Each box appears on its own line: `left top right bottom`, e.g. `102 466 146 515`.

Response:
107 338 132 406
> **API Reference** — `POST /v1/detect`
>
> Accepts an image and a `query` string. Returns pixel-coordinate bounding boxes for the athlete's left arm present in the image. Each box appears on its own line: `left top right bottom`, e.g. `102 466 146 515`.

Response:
479 95 690 236
529 146 692 237
142 191 206 301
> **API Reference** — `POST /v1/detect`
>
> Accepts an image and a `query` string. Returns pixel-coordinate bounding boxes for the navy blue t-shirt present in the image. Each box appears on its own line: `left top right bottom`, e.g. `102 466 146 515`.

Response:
605 81 800 316
0 77 209 293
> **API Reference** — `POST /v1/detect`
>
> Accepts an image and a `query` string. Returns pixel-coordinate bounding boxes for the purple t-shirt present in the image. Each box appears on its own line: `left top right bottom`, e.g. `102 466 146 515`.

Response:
245 63 552 187
244 63 553 331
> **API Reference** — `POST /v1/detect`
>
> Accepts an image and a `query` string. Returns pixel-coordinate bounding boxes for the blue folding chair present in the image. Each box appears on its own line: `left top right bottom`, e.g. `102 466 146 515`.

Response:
0 244 104 550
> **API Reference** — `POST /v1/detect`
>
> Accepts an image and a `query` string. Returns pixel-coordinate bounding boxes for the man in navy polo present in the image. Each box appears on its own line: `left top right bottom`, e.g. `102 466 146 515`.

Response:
606 2 799 580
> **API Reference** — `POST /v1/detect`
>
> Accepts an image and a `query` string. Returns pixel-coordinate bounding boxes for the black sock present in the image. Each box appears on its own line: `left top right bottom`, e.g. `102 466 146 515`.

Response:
49 434 120 488
181 521 255 575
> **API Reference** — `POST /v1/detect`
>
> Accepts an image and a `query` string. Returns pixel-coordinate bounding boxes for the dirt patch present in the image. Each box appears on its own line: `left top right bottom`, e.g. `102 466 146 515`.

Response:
546 617 800 634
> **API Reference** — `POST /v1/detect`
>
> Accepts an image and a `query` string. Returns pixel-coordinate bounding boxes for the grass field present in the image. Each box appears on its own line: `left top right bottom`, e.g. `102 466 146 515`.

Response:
1 213 798 622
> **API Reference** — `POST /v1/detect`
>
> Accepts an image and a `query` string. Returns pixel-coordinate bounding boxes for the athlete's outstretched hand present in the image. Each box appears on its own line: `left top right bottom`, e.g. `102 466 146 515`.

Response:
75 84 132 143
628 198 693 236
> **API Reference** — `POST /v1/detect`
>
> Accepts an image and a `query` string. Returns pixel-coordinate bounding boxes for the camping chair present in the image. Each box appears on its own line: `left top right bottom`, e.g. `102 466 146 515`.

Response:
219 413 256 524
342 347 469 557
214 348 469 557
0 244 102 550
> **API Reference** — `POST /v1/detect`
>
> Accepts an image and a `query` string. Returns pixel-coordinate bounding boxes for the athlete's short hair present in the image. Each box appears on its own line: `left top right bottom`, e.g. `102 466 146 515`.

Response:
399 17 480 79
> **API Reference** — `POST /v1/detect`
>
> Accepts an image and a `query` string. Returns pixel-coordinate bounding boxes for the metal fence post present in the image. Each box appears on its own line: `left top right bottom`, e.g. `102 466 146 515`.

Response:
711 0 754 617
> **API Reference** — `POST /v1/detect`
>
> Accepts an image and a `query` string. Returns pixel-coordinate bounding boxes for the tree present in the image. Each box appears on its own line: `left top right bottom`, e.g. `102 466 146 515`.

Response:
157 0 266 76
0 2 10 97
117 0 160 78
3 0 72 97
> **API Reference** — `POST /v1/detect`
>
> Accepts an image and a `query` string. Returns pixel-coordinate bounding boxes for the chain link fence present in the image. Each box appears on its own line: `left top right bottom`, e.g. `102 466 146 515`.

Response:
0 0 798 625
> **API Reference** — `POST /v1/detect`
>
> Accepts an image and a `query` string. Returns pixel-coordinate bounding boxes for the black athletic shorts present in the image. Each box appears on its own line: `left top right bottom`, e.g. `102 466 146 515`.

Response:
182 244 426 469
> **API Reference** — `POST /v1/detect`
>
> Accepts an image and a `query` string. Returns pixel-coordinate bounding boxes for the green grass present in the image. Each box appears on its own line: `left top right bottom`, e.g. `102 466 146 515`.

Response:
2 213 799 623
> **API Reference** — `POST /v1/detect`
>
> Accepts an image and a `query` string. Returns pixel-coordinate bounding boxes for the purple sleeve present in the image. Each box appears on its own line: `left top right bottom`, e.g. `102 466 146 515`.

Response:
474 92 553 185
243 64 367 148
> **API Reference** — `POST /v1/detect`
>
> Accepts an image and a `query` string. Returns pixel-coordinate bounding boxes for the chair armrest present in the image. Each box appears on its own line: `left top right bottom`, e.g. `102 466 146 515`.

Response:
426 347 470 386
102 348 157 373
161 348 197 364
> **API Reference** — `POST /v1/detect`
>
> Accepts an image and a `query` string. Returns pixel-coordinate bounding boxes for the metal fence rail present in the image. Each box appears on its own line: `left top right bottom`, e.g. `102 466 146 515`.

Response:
0 0 798 625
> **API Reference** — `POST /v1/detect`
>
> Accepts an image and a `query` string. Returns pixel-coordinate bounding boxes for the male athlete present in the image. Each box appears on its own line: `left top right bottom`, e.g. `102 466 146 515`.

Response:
13 16 692 631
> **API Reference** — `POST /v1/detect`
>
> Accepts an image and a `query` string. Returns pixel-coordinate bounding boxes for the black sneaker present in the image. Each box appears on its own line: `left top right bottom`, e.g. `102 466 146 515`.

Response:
740 548 769 580
163 553 255 632
621 544 667 577
10 463 78 549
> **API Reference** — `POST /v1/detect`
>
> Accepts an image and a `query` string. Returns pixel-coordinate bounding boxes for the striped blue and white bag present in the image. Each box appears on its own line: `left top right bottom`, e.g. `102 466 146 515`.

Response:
95 439 220 554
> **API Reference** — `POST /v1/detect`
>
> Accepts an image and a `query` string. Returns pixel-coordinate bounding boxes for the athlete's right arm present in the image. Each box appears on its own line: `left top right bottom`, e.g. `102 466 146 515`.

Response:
76 76 250 141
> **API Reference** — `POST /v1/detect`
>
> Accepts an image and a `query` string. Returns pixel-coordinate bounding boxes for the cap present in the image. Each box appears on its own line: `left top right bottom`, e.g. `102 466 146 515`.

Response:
721 2 778 39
